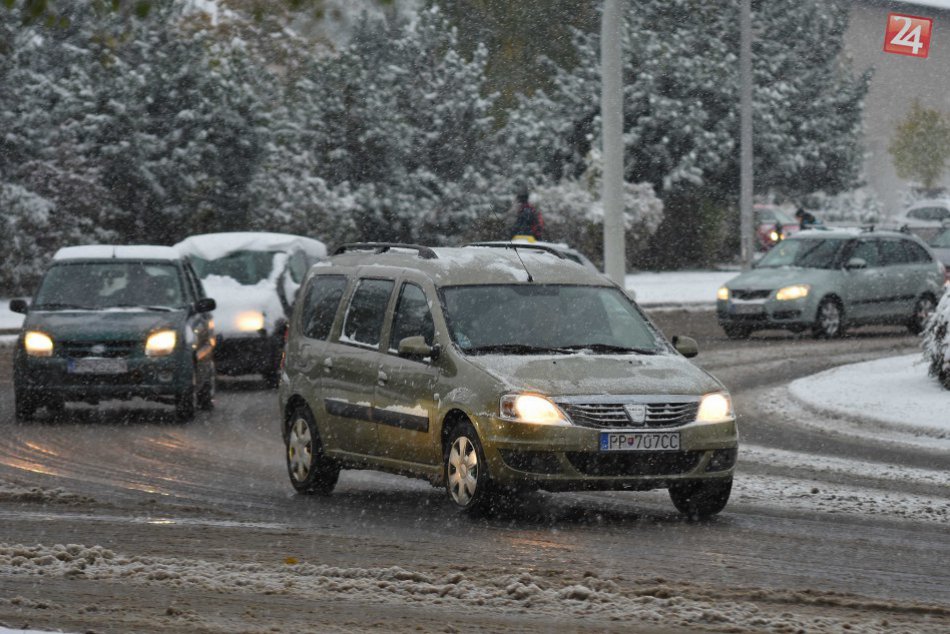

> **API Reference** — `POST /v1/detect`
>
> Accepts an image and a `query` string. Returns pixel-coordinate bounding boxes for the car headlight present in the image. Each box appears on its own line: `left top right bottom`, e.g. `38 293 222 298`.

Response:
775 284 810 301
696 392 734 423
499 394 571 426
717 286 729 301
236 311 265 332
24 331 54 357
145 330 177 357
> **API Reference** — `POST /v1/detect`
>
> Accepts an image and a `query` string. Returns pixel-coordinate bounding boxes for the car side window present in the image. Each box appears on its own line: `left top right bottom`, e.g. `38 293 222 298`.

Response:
850 240 881 267
341 278 394 348
903 241 933 264
389 283 435 352
879 240 910 266
300 275 347 341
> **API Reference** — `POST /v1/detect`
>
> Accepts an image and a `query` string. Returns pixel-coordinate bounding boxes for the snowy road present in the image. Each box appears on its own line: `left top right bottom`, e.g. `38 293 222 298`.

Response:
0 313 948 633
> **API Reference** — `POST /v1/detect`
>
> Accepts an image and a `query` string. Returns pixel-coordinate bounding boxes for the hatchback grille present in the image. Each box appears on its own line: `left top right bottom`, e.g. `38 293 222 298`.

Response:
59 341 138 358
565 451 702 477
730 289 771 300
558 401 699 429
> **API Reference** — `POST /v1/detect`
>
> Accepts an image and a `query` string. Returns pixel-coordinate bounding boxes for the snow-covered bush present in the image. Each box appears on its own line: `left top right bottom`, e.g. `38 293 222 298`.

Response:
804 188 883 225
922 289 950 389
533 152 664 267
0 184 53 296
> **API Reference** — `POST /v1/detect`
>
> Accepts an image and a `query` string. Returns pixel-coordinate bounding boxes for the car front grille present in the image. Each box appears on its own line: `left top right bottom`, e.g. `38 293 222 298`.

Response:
565 451 702 477
59 341 138 358
730 289 771 300
558 401 699 429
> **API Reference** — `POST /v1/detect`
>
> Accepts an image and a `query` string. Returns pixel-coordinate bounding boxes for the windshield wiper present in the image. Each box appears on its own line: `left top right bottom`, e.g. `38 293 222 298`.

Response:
560 343 659 355
34 302 91 310
464 344 572 355
109 303 176 312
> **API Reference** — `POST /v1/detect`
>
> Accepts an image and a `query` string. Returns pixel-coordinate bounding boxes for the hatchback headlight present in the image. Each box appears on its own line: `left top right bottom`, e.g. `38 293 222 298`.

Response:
145 330 177 357
717 286 729 301
775 284 810 301
24 331 54 357
696 392 734 423
500 394 571 426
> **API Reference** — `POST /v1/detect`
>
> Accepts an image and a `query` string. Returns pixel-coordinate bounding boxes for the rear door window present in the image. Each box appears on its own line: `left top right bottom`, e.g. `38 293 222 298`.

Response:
879 240 910 266
340 279 395 348
300 275 348 341
903 241 933 264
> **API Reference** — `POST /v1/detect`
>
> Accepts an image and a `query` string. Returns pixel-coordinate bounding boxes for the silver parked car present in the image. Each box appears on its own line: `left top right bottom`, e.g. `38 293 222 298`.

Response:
717 229 945 339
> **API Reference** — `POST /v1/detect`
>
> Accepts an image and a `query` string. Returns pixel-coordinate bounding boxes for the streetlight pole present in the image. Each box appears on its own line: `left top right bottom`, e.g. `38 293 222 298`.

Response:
739 0 754 269
602 0 625 285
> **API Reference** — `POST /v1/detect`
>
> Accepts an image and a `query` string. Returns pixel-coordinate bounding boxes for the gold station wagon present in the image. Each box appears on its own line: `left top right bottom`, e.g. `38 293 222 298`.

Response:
278 243 738 517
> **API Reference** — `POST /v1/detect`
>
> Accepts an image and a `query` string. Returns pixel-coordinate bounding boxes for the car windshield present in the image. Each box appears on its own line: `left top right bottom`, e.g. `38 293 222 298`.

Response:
440 284 663 354
189 250 279 285
33 262 184 310
755 238 846 269
931 230 950 248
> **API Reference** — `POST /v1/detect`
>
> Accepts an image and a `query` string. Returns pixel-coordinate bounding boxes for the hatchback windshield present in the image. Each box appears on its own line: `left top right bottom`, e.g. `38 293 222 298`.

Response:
34 262 184 310
756 238 847 269
190 250 278 285
440 285 662 354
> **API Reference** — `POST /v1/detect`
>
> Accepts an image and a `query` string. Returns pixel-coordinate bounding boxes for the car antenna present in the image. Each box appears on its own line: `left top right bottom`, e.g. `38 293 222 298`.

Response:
484 200 534 283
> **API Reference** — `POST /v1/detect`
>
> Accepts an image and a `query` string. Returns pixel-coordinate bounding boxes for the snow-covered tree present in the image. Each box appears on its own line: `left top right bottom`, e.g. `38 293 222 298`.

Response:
501 0 870 266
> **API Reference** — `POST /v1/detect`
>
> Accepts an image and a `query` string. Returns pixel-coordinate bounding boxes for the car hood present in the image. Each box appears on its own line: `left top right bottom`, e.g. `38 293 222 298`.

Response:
467 352 723 397
25 309 185 341
726 267 831 290
931 246 950 266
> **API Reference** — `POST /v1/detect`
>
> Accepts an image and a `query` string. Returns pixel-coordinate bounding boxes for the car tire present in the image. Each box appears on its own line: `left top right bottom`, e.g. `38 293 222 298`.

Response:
812 297 844 338
668 477 732 520
444 420 494 516
14 389 36 423
286 407 339 495
175 368 197 423
907 295 936 335
722 324 752 340
197 368 215 412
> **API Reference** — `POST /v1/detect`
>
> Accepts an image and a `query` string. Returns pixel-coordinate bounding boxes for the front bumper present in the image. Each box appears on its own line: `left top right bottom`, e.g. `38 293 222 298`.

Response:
716 297 816 330
477 416 738 491
14 354 190 402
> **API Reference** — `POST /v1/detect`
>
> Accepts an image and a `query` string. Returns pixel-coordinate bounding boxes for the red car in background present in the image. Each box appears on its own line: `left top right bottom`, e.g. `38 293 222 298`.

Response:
755 205 800 251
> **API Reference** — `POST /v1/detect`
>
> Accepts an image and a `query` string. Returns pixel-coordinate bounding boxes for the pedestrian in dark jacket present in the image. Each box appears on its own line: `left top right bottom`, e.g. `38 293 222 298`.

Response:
510 189 544 240
795 207 818 230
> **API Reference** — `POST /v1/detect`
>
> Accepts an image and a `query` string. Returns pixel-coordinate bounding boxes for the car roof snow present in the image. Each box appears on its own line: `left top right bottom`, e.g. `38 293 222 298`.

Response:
53 245 182 261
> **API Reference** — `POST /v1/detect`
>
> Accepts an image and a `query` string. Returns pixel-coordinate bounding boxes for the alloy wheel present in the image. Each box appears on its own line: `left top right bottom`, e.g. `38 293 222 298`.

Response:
447 435 479 506
287 417 313 483
817 301 841 337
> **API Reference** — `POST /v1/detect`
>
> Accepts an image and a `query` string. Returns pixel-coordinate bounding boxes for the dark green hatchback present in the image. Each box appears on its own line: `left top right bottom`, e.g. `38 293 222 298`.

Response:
10 245 217 422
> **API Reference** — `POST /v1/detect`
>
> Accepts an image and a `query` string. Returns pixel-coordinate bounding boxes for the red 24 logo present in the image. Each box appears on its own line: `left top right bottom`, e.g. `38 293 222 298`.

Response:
884 13 933 59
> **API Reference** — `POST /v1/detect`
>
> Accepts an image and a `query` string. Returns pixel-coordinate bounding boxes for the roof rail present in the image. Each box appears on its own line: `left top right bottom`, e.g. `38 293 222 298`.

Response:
465 242 568 260
333 242 438 259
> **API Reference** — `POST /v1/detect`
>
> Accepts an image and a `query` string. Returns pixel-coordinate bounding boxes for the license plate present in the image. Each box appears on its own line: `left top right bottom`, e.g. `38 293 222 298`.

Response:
68 357 128 375
600 431 680 452
731 303 764 315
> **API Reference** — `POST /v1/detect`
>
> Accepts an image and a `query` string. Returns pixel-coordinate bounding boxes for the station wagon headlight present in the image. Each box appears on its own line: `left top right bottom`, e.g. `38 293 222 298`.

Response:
717 286 729 301
24 331 54 357
500 394 571 426
696 392 734 423
236 311 265 332
775 284 810 301
145 330 177 357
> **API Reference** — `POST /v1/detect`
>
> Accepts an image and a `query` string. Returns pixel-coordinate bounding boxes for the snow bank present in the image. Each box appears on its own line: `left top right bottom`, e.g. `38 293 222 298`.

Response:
0 542 936 633
0 301 24 331
789 354 950 439
625 271 735 307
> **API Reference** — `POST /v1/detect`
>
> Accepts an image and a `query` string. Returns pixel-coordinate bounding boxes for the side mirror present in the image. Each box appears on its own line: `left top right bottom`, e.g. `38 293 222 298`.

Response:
398 335 440 361
9 298 28 314
671 335 699 358
845 257 867 270
193 297 216 314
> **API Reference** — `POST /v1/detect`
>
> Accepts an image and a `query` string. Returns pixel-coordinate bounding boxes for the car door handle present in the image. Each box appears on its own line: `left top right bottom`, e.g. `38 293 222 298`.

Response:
377 371 388 385
323 358 333 372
